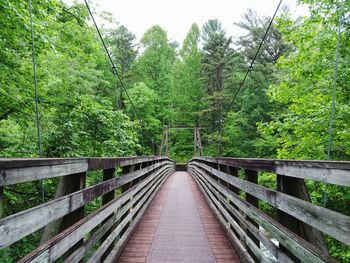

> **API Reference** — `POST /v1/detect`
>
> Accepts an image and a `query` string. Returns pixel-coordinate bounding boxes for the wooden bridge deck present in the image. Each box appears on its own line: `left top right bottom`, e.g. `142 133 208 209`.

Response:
118 172 240 263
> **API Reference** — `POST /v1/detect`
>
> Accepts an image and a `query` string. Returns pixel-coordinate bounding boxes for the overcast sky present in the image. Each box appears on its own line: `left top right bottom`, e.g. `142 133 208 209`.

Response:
67 0 308 44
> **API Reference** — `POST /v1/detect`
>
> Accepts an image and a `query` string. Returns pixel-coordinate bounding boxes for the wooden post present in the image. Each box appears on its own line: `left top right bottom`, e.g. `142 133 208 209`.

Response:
102 168 116 205
217 163 223 185
119 164 138 240
226 166 241 222
60 172 86 260
40 172 86 245
121 165 132 193
227 166 239 195
101 168 116 261
277 175 328 261
245 169 259 261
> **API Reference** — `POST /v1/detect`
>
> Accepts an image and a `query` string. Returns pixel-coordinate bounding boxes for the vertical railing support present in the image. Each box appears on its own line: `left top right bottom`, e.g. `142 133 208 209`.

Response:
60 172 86 260
277 175 328 260
277 175 302 262
227 166 239 195
40 172 86 246
101 168 116 261
245 169 259 260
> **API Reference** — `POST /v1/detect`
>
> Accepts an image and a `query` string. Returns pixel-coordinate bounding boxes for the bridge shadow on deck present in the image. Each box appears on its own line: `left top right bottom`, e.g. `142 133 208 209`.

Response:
118 172 240 263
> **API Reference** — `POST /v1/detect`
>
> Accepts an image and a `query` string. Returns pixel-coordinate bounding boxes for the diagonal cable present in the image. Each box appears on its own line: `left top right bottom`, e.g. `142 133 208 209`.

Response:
221 0 282 126
323 0 344 207
83 0 138 117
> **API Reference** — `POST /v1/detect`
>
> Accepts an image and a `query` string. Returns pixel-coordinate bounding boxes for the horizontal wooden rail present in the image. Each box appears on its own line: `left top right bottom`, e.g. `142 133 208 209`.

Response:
0 156 167 186
188 157 350 263
195 157 350 186
191 161 350 245
0 156 175 262
0 160 171 248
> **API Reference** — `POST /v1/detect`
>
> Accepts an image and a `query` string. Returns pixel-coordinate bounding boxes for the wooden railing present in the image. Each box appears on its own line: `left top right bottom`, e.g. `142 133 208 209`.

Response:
188 157 350 263
0 157 175 262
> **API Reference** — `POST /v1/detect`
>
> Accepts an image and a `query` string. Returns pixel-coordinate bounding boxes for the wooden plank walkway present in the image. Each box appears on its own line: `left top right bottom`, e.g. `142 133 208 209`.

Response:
117 172 240 263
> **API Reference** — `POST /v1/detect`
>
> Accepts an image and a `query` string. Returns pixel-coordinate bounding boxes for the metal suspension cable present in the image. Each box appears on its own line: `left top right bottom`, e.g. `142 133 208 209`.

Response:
29 0 44 203
323 0 344 208
83 0 138 117
220 0 282 127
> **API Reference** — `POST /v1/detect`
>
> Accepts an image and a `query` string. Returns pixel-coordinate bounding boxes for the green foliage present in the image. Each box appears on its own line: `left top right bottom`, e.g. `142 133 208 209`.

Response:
46 96 140 157
259 1 350 260
264 1 350 160
134 25 176 124
125 82 160 154
1 0 350 260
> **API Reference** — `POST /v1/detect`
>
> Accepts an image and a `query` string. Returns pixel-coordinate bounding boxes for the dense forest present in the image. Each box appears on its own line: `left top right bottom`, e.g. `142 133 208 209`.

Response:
0 0 349 261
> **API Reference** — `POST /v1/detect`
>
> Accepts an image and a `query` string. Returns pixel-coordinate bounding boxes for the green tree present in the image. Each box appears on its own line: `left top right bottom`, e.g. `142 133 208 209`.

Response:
261 1 350 260
106 24 138 74
174 23 204 125
201 19 235 154
221 9 290 158
134 25 176 124
171 24 205 160
124 82 160 154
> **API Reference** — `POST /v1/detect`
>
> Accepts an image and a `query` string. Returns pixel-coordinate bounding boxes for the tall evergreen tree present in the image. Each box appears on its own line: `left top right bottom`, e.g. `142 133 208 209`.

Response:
201 19 235 154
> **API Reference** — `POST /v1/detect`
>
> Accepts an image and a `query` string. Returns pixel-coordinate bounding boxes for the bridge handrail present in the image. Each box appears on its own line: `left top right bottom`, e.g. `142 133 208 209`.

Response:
0 156 168 186
0 156 175 262
194 157 350 186
188 157 350 263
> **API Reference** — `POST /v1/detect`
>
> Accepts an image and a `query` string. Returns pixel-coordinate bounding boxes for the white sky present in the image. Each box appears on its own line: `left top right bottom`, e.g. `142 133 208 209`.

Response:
67 0 309 44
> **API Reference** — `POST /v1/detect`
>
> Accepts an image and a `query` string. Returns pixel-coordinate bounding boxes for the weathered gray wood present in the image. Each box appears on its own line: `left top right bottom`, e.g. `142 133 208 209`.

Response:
191 161 350 245
0 162 170 249
0 161 88 186
101 168 116 262
60 172 86 261
191 169 268 262
18 166 172 263
189 168 292 263
40 174 81 244
64 168 172 263
277 175 328 256
87 156 167 171
226 165 240 197
275 164 350 187
0 158 168 185
63 216 115 263
102 168 116 205
93 170 171 263
188 165 333 263
0 158 87 169
86 171 169 263
192 157 350 186
245 168 259 261
190 171 255 263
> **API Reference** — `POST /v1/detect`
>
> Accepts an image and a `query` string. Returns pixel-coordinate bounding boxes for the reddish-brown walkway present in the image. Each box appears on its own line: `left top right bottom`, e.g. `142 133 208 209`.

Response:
117 172 240 263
